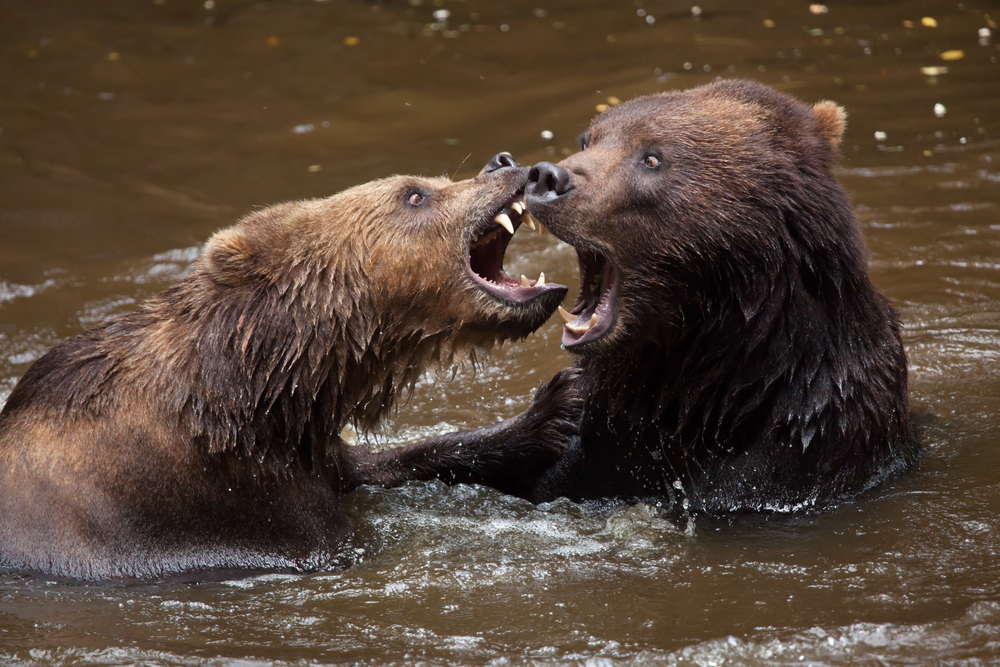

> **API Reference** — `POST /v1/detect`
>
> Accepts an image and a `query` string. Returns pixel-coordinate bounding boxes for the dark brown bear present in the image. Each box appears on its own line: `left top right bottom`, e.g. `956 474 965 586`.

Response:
524 80 918 514
0 153 579 580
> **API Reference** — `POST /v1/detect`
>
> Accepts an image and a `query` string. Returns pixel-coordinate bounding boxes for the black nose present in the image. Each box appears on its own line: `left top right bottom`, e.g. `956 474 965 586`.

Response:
527 162 573 201
484 152 520 173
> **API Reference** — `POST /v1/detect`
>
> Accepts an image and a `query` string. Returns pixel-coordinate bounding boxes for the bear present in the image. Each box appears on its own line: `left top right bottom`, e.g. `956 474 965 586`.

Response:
0 152 580 580
522 79 918 515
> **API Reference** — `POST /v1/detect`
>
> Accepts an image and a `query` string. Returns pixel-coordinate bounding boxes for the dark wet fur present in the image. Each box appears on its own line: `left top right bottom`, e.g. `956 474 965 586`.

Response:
526 80 918 514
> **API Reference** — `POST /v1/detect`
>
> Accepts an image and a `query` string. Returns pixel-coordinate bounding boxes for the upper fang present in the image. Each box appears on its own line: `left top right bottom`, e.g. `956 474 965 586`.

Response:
495 213 515 234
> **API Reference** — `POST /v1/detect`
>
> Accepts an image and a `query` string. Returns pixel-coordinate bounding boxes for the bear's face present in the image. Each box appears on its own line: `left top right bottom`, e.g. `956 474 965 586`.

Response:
526 80 846 355
204 156 566 349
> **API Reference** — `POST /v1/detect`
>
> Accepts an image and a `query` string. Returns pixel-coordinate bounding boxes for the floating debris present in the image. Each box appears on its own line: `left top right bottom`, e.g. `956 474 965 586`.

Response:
607 96 621 106
107 52 120 61
934 103 947 118
344 36 360 46
293 124 315 134
809 5 828 15
763 19 775 28
691 6 702 18
921 17 938 28
267 36 280 46
940 50 965 61
921 66 949 76
308 165 322 173
433 9 450 22
596 104 609 112
540 130 554 140
874 131 887 141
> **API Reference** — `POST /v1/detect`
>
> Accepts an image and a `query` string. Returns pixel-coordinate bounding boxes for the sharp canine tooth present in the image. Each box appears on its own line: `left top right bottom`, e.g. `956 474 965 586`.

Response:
511 201 525 215
589 313 598 327
537 272 546 287
539 223 546 235
495 213 514 234
525 212 540 231
520 274 530 288
557 305 574 324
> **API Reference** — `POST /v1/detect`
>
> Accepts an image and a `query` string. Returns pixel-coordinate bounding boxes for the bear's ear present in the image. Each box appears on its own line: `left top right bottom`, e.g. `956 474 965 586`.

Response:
204 227 255 287
812 100 847 148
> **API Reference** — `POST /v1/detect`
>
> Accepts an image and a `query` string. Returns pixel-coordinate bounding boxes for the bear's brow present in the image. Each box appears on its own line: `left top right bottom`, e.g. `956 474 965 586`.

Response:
577 130 592 148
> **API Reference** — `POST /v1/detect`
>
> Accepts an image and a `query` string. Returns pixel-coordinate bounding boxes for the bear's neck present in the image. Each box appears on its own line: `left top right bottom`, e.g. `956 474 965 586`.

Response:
578 259 900 458
149 273 452 475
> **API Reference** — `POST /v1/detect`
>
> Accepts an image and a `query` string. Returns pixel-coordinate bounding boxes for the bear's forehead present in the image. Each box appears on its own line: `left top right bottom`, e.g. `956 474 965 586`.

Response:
588 93 766 148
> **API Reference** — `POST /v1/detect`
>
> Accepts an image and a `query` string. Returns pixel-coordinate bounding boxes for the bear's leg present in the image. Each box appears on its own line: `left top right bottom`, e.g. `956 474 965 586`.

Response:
338 369 582 498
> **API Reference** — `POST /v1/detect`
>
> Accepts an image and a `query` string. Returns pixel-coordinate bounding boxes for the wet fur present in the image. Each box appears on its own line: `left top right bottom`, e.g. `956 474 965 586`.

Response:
0 166 579 580
527 80 917 514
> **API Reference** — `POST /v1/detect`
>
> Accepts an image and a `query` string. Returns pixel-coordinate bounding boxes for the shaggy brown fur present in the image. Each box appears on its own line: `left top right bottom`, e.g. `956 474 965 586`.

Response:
0 156 578 580
524 80 917 513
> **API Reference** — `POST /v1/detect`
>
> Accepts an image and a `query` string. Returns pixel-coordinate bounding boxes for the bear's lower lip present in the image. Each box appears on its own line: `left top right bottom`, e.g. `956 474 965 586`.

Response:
466 199 566 306
557 248 619 348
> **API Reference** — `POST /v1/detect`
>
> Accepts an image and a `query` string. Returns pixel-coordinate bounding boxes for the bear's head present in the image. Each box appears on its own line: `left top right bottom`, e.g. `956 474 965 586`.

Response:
525 79 858 355
202 154 566 353
186 155 566 430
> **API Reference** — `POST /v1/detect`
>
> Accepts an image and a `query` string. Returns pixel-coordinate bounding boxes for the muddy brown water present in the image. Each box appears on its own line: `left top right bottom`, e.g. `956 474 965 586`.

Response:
2 0 999 664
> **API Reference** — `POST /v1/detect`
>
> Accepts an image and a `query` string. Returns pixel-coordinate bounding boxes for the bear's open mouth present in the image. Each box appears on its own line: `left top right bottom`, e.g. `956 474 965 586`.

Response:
557 248 620 348
466 198 565 306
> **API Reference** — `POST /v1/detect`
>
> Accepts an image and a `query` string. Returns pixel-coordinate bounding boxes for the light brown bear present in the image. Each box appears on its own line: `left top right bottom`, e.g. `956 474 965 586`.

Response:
0 153 578 580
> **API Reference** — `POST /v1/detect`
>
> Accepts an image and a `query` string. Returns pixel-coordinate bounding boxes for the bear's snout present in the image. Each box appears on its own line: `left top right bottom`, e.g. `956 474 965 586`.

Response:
483 152 521 173
526 162 573 202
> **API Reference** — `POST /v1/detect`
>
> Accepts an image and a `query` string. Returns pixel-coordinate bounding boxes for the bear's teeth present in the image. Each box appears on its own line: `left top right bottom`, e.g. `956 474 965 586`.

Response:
520 274 531 288
565 313 599 335
511 201 525 215
537 272 546 287
495 213 515 234
558 306 597 333
523 212 539 231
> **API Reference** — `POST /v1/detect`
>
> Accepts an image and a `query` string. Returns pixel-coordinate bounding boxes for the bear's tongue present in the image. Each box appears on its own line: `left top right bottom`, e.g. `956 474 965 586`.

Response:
558 249 619 347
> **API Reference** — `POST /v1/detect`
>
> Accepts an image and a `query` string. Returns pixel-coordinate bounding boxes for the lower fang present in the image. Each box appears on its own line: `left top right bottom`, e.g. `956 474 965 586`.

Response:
566 313 599 335
537 272 546 287
520 275 530 288
524 212 539 231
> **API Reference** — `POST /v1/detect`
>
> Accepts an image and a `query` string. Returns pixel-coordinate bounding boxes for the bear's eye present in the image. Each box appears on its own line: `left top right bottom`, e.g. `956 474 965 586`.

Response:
643 155 661 169
405 190 426 207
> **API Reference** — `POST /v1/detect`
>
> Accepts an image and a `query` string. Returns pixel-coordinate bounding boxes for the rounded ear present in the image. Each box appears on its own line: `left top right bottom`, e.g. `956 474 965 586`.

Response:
813 100 847 147
204 227 254 286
